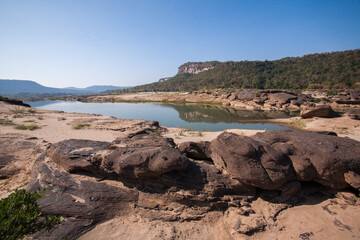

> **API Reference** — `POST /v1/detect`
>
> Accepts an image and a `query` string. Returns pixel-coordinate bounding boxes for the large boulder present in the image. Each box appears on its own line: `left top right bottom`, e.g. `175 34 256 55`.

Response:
300 105 340 118
46 136 189 179
254 130 360 189
104 146 189 178
209 130 360 191
209 132 296 190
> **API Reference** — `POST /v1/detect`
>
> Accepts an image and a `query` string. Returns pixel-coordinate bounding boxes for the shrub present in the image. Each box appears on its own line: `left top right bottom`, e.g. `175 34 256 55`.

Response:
13 115 22 118
73 123 91 129
289 118 306 129
11 108 24 114
28 109 36 113
0 118 14 126
326 90 338 96
145 129 162 135
0 188 61 240
15 124 38 130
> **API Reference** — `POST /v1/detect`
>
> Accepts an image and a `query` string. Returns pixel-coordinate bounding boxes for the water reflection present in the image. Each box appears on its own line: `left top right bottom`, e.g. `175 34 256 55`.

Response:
27 101 293 131
168 104 297 123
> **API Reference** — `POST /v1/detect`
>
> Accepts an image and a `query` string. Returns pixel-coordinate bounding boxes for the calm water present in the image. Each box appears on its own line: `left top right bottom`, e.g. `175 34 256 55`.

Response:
27 101 294 131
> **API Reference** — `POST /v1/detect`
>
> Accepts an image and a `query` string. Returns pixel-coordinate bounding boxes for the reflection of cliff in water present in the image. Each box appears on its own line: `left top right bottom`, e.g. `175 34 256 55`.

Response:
167 104 298 123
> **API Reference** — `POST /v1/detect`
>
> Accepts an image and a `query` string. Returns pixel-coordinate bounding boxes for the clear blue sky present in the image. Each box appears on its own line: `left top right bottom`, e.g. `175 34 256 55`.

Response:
1 0 359 88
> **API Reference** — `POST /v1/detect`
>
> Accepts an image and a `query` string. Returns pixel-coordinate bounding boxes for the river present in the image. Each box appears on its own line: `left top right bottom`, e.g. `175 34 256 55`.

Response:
27 101 296 131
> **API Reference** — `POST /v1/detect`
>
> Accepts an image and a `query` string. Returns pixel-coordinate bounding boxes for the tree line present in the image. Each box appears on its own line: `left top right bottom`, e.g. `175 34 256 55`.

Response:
110 49 360 94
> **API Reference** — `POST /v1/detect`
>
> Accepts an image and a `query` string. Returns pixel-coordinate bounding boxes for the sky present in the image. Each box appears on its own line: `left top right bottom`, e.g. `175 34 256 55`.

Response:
0 0 360 88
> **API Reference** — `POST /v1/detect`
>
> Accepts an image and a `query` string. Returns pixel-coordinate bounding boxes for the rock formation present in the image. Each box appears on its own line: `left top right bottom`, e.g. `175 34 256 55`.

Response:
178 62 219 74
14 128 359 239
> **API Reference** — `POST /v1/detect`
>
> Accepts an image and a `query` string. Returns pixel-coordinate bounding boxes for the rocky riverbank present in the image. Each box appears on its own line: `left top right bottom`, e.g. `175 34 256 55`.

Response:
0 100 360 239
57 89 360 112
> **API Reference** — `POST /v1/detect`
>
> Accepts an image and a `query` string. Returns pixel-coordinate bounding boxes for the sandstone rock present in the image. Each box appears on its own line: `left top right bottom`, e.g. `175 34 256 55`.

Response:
268 93 297 105
253 97 267 105
344 171 360 190
106 146 189 178
178 141 211 160
290 99 302 106
344 109 360 120
335 100 360 104
349 90 360 100
47 138 189 179
209 132 296 190
228 93 238 101
300 105 340 118
287 104 300 111
254 130 360 189
235 91 256 101
209 130 360 191
28 154 139 239
113 133 176 148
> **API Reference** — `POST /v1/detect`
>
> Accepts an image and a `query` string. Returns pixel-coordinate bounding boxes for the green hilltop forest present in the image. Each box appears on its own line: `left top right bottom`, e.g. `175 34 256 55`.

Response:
113 49 360 93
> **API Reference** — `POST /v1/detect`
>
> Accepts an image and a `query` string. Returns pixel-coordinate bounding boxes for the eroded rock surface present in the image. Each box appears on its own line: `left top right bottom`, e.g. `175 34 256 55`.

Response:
178 141 211 160
10 130 360 239
210 132 296 190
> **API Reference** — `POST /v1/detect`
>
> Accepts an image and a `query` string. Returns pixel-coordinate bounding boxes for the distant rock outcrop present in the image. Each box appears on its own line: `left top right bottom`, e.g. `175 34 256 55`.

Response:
178 61 219 74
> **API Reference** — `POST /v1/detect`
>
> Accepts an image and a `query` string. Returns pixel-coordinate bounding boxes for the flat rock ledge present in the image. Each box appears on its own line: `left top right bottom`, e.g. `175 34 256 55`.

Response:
24 130 360 239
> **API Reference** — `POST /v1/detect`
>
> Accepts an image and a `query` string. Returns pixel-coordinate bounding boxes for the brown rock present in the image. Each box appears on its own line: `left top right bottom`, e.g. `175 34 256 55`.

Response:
300 105 340 118
178 141 211 160
344 171 360 190
253 97 267 105
106 146 189 178
268 93 297 105
47 137 189 179
254 130 360 190
228 93 238 101
209 132 296 190
114 133 176 148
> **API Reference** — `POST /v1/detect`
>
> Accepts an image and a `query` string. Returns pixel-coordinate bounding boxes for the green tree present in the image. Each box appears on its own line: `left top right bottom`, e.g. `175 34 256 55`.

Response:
0 188 61 240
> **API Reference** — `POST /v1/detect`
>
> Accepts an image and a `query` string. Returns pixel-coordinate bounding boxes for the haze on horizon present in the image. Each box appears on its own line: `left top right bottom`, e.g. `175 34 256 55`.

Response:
1 0 360 88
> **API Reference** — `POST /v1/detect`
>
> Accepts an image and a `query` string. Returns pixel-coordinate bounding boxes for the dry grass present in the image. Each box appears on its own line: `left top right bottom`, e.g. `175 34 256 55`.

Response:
289 118 306 129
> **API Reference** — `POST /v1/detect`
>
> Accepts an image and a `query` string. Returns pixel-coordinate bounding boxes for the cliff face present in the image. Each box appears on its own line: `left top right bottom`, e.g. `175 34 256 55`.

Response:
178 61 219 74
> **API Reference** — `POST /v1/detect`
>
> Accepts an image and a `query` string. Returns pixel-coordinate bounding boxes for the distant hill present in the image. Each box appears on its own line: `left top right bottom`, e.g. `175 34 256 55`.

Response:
64 85 128 93
111 49 360 93
0 80 130 98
